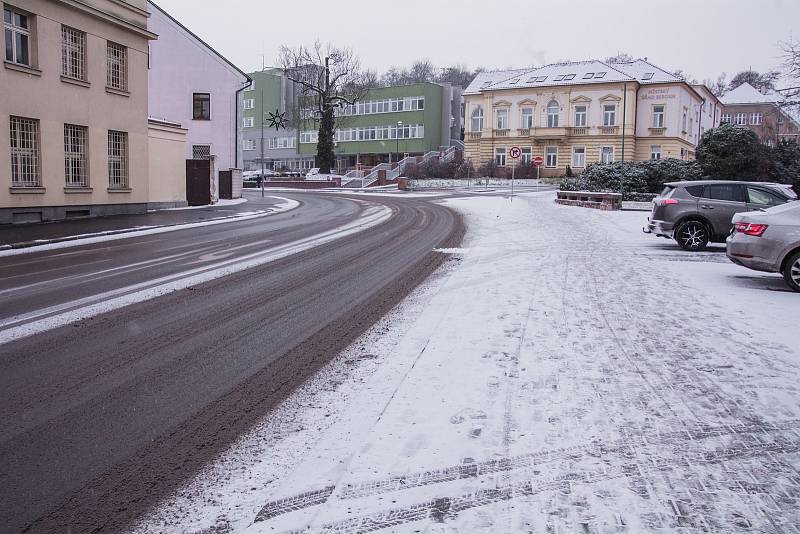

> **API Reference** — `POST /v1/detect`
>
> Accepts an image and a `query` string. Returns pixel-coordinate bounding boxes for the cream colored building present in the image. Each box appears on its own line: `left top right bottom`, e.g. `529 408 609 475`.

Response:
463 59 719 177
0 0 186 224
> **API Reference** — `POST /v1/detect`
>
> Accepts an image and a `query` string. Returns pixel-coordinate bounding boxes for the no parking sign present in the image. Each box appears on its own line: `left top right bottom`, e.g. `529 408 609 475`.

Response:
509 146 522 159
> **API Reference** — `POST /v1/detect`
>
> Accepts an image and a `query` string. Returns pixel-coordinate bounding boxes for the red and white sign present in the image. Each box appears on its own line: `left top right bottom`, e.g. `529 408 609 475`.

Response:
508 146 522 159
533 156 544 166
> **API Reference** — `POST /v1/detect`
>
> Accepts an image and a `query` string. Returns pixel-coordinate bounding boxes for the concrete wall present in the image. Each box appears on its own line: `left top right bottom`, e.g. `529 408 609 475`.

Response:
147 119 187 208
0 0 152 222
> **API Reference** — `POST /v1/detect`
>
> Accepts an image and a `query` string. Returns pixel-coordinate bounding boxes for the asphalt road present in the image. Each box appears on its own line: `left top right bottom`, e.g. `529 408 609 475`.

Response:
0 191 463 533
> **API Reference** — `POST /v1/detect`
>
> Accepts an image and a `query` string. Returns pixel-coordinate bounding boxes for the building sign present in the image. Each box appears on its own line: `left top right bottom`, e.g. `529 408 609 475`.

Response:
640 88 677 100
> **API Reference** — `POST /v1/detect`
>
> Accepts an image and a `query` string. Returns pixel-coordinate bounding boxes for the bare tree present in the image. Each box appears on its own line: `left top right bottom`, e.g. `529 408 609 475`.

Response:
779 38 800 103
605 52 635 64
279 42 376 173
702 73 728 96
728 69 780 92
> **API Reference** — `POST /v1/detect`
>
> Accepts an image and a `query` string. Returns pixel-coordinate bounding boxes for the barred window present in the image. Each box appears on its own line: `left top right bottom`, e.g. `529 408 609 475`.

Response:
108 130 129 188
192 145 211 159
64 124 88 187
106 41 128 91
61 26 86 81
9 116 41 187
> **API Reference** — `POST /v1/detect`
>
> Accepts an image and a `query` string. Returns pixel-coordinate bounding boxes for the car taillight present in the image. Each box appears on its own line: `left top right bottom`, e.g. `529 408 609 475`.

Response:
655 198 678 206
734 222 768 236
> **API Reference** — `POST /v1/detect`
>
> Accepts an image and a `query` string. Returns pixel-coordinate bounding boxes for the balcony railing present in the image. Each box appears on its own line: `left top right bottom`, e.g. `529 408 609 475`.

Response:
467 132 482 140
568 127 589 136
599 126 619 135
517 128 532 136
648 127 666 136
493 129 510 137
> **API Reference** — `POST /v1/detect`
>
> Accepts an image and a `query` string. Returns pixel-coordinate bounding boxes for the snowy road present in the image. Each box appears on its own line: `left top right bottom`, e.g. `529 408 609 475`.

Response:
138 191 800 533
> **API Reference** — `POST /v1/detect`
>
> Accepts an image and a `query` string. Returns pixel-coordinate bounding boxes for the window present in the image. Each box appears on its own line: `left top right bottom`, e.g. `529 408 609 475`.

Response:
268 136 296 149
300 131 319 144
750 112 762 125
600 146 614 164
4 7 30 66
563 74 576 81
106 41 128 91
495 148 506 167
545 146 558 167
721 113 731 123
9 116 40 187
243 139 256 150
553 75 565 81
703 184 745 202
471 107 484 132
747 187 784 207
603 104 616 126
192 144 211 159
572 146 585 168
574 105 587 127
734 113 747 125
521 107 533 128
535 76 547 82
546 100 559 128
243 99 255 110
583 72 594 79
495 108 508 129
193 93 211 120
642 72 654 80
61 26 86 81
64 124 88 187
242 116 254 128
108 130 129 188
682 108 688 132
521 147 532 165
652 105 665 128
650 145 662 160
594 72 607 79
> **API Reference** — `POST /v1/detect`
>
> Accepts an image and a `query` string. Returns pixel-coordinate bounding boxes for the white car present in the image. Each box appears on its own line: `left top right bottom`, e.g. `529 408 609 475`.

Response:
305 168 340 181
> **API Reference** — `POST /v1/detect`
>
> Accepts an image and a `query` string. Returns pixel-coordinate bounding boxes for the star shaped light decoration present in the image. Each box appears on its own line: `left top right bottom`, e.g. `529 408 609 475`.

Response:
265 109 287 131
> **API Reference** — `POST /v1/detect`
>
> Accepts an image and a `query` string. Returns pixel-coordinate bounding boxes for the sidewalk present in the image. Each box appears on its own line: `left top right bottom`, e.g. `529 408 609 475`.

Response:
0 198 280 249
137 192 800 533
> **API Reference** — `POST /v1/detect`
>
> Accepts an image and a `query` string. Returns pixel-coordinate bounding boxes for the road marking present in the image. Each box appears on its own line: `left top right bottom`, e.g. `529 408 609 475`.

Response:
0 204 392 345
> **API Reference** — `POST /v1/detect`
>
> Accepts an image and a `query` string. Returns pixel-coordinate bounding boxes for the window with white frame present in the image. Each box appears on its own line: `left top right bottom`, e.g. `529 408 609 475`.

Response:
734 113 747 125
495 108 509 129
574 105 587 127
521 147 532 164
721 112 731 123
106 41 128 91
242 139 256 150
545 146 557 167
242 116 254 128
61 26 86 81
268 136 296 149
64 124 88 187
495 148 506 167
348 96 425 116
546 100 559 128
650 145 662 160
750 112 762 125
108 130 129 188
299 131 319 144
4 7 31 66
572 146 585 168
521 107 533 128
243 99 255 110
603 104 616 126
471 107 483 132
652 105 665 128
600 146 614 164
9 116 41 187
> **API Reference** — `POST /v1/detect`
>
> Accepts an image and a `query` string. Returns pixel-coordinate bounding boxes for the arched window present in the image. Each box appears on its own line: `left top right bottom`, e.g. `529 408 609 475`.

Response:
471 106 484 132
547 100 559 128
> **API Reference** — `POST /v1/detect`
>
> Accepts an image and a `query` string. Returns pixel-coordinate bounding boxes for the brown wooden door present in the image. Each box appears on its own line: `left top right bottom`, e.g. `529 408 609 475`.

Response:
186 159 211 206
218 170 233 200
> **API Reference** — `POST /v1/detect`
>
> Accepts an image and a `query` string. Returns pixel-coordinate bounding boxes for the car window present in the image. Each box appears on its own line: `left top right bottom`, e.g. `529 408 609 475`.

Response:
747 187 785 207
703 184 746 202
684 185 703 197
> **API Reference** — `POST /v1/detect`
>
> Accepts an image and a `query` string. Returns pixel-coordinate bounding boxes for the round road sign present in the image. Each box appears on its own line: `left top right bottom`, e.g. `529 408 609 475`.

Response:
508 146 522 159
533 156 544 166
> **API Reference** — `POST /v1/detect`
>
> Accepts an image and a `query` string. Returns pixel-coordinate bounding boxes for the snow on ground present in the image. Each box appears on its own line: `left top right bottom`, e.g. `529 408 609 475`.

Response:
135 192 800 534
151 197 249 211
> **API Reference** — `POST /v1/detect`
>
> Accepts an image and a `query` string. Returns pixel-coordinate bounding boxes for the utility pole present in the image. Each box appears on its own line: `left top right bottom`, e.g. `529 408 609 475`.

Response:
260 85 265 198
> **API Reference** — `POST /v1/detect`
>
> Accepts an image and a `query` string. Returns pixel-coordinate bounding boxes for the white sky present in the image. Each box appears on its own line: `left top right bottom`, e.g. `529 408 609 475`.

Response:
154 0 799 86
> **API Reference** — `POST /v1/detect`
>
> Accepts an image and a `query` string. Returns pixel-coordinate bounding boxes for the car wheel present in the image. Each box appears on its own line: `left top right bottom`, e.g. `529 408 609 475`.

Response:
675 220 709 251
783 251 800 293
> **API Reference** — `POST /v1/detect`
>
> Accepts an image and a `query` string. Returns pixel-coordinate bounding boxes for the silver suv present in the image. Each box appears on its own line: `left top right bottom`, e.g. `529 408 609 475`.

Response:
644 180 797 251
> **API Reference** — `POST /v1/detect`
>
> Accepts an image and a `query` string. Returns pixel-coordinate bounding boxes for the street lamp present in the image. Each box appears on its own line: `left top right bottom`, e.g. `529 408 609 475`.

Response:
396 120 403 166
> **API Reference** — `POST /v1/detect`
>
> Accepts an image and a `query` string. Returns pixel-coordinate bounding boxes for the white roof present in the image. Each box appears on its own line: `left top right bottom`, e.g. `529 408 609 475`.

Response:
721 82 784 105
464 59 681 95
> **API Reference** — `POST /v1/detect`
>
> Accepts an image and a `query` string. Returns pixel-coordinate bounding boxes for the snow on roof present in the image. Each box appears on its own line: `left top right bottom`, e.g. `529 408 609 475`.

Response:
721 82 784 105
464 59 681 94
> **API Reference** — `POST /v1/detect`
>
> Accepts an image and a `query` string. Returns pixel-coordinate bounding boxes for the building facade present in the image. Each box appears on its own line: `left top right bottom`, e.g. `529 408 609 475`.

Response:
1 0 158 223
720 82 800 146
463 59 718 177
147 1 250 203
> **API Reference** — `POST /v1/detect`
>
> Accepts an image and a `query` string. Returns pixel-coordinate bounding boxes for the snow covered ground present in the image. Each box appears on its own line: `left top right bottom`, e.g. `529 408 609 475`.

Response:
134 192 800 534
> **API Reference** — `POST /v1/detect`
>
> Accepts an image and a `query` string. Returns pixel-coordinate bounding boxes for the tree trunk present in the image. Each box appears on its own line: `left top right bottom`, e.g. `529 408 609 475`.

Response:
317 104 336 174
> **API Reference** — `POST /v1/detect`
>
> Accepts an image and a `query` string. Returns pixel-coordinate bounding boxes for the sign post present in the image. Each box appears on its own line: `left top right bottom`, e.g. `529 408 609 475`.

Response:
508 146 521 196
533 155 544 191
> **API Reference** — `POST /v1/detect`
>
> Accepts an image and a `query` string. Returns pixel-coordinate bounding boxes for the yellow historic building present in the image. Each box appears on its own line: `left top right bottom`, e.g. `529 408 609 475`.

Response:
463 59 720 176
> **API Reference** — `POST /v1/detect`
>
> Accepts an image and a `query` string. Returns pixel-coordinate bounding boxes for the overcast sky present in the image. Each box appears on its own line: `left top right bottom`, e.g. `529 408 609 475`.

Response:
154 0 799 86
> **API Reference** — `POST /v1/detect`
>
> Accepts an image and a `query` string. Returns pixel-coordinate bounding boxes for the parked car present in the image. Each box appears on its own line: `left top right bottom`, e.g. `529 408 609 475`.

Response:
644 180 796 251
727 201 800 292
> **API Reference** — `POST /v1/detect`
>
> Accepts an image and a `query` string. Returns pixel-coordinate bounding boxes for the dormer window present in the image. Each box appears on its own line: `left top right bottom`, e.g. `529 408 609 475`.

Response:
642 72 654 80
583 73 594 79
553 74 565 81
563 74 576 80
594 72 607 79
535 76 547 82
